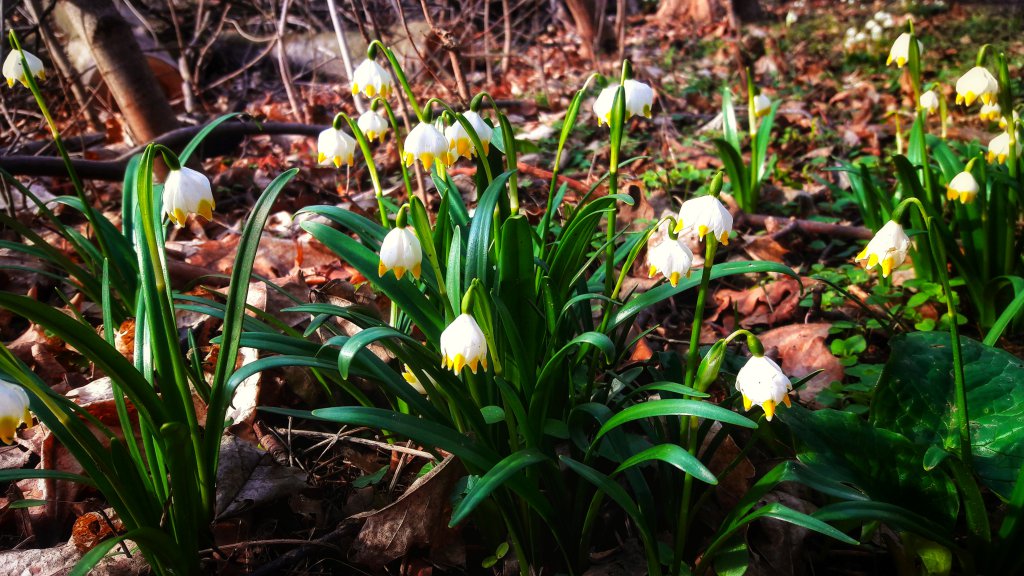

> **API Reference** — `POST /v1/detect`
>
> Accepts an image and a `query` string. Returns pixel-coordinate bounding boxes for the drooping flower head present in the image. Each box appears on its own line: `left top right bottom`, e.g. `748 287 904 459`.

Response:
357 110 389 143
378 225 422 281
3 50 45 88
676 195 733 245
955 66 999 107
403 122 452 169
648 238 694 287
946 170 979 204
855 220 911 278
986 131 1021 164
979 102 1002 122
886 33 921 68
753 93 772 118
163 167 215 227
402 365 433 395
445 111 494 161
440 313 488 374
999 110 1019 131
919 90 940 115
735 355 792 421
317 127 357 168
593 79 655 126
351 59 393 99
0 379 32 444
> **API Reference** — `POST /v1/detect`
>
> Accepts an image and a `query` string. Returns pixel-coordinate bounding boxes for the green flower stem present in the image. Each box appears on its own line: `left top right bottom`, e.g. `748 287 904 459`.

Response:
372 97 415 200
369 40 423 122
423 97 494 184
603 85 626 300
334 113 390 228
745 68 757 139
473 91 519 212
672 236 719 574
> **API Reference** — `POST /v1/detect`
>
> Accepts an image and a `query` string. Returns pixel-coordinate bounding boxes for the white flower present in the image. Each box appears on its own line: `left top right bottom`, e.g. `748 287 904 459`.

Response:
163 167 214 227
919 90 940 114
886 33 921 68
445 110 494 161
753 93 772 118
955 66 998 107
785 10 798 26
978 102 1001 122
855 220 911 278
648 238 694 287
440 313 488 374
350 59 393 99
403 122 452 168
999 110 1019 131
0 379 32 444
593 80 654 126
317 127 357 168
3 50 44 88
378 225 422 280
402 365 434 395
946 170 979 204
735 355 792 421
854 31 868 44
867 21 883 41
593 86 616 127
845 27 857 39
676 195 733 245
986 131 1021 164
357 111 388 142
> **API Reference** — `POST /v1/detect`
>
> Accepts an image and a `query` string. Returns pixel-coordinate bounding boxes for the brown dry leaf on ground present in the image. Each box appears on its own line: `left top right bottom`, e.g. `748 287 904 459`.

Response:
214 436 308 520
351 455 466 570
710 277 803 328
758 323 843 402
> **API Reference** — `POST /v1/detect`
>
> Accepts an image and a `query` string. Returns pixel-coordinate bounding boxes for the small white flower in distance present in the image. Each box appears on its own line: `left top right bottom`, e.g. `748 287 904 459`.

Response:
378 225 422 281
317 127 357 168
855 220 911 278
919 90 940 115
785 10 798 26
986 131 1021 164
955 66 999 107
753 93 772 118
735 355 792 421
886 33 921 68
676 195 733 245
357 110 388 143
445 110 494 161
978 102 1001 122
350 59 393 99
946 170 979 204
0 379 32 444
404 122 452 169
440 313 488 374
3 50 44 88
648 238 694 287
163 167 214 227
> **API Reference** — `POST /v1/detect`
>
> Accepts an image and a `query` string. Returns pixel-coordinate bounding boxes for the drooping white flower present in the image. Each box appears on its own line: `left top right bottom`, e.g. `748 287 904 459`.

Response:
855 220 911 278
946 170 979 204
785 10 798 26
978 102 1002 122
865 20 883 41
0 379 32 444
919 90 940 115
445 110 494 161
676 195 733 245
402 365 434 395
886 33 921 68
753 93 772 118
378 225 422 281
357 110 388 142
986 131 1021 164
648 238 694 287
317 127 357 168
403 122 452 169
440 313 488 374
593 80 655 126
735 355 792 421
955 66 999 107
350 59 393 99
593 86 616 127
999 110 1019 131
3 50 44 88
162 167 215 227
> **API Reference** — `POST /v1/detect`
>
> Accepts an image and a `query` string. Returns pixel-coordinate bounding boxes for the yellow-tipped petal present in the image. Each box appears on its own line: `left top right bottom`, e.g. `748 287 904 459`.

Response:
453 353 466 374
480 356 488 371
333 156 342 168
411 263 422 279
393 265 406 280
886 55 893 65
982 93 995 105
782 394 792 408
419 153 435 168
896 57 906 68
960 191 971 204
318 152 326 163
378 261 388 277
6 78 13 88
172 208 187 227
947 187 958 201
762 400 776 421
669 272 680 287
197 199 214 221
351 83 360 96
404 152 415 167
0 418 17 444
719 232 729 246
366 85 376 98
467 357 479 374
881 256 894 277
742 395 752 411
481 141 490 155
867 253 879 268
440 355 449 369
648 265 658 279
964 91 977 107
697 225 709 239
856 247 869 261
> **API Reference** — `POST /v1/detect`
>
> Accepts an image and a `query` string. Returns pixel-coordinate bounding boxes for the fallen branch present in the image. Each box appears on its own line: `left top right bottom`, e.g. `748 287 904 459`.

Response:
737 213 872 240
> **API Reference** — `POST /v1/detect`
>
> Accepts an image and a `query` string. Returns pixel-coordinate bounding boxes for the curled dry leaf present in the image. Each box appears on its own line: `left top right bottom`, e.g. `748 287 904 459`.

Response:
757 322 843 402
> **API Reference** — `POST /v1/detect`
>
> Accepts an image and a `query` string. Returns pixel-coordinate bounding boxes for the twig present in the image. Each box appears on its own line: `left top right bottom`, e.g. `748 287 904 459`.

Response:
326 0 362 113
501 0 512 74
275 0 307 124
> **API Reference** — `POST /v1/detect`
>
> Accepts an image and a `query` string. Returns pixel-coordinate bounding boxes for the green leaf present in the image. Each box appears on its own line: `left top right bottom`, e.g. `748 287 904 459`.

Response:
179 112 247 164
481 405 506 424
296 205 387 246
69 527 181 576
613 443 717 485
466 170 516 287
449 449 548 526
594 399 756 445
813 501 957 549
0 469 96 486
871 331 1024 498
744 502 858 545
352 465 389 488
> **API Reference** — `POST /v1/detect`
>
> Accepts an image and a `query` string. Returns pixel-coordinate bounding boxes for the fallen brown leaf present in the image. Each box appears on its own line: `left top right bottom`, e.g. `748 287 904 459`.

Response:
757 323 843 402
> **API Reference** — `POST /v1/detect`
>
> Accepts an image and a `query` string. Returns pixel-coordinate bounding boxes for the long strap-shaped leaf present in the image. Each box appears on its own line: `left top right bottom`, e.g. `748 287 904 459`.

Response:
593 399 756 447
465 169 516 288
449 448 549 526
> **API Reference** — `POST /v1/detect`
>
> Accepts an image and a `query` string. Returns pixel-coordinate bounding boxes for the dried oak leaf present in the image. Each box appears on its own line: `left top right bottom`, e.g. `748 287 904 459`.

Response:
757 323 843 402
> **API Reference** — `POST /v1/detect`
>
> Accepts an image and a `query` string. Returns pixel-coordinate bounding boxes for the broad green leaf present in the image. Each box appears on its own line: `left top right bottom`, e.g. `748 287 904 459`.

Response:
813 501 957 549
449 449 548 526
613 443 717 485
0 469 96 486
594 399 756 445
466 170 516 288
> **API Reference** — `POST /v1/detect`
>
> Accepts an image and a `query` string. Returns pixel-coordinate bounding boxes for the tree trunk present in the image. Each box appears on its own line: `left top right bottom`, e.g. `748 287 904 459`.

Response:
564 0 600 62
655 0 761 25
55 0 178 144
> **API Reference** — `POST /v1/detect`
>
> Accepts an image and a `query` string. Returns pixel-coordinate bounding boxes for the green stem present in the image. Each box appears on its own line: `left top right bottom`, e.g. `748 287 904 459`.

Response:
374 98 415 200
474 91 519 211
369 40 423 122
335 113 390 228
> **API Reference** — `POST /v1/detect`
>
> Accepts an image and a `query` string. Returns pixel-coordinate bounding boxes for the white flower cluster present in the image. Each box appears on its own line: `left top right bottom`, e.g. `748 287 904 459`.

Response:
843 11 897 51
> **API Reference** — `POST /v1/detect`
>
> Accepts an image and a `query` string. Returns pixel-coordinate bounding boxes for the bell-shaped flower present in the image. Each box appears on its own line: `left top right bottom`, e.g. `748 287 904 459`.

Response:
350 59 393 99
785 10 798 26
445 111 494 161
753 93 772 118
855 220 911 278
440 313 488 374
946 170 979 204
357 111 388 142
919 90 940 115
0 379 32 444
886 33 920 68
865 20 883 41
648 238 694 287
735 355 792 421
317 127 357 168
979 102 1001 122
999 110 1019 131
593 86 616 127
402 365 434 395
3 50 45 88
986 131 1021 164
623 79 655 119
163 167 214 227
955 66 998 107
378 225 422 281
403 122 451 169
676 195 733 245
